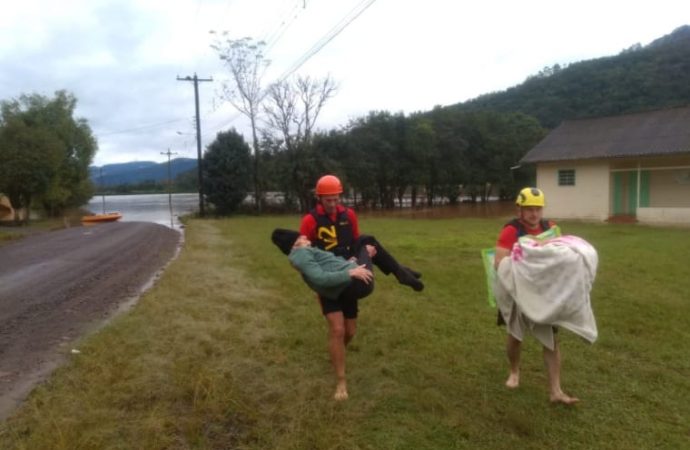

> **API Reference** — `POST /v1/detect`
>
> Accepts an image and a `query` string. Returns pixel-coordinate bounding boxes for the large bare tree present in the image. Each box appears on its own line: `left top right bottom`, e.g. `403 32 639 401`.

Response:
263 75 337 211
211 34 269 211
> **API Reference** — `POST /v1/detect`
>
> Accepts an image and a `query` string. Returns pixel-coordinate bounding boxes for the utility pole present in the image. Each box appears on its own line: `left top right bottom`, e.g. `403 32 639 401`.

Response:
177 73 212 217
98 168 106 214
161 148 178 228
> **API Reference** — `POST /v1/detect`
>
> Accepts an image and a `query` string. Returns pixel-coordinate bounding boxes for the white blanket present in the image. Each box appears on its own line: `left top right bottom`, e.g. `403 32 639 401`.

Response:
494 235 598 350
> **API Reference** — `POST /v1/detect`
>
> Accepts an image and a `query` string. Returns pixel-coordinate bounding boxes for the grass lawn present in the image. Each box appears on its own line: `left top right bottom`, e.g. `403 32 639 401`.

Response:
1 216 688 449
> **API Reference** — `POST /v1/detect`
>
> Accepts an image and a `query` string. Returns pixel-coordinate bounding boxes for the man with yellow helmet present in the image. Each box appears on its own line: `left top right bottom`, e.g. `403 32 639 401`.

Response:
493 187 579 405
497 187 552 246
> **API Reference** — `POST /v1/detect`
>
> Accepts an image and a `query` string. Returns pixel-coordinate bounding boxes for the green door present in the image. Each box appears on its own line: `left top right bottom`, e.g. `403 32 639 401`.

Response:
612 170 650 216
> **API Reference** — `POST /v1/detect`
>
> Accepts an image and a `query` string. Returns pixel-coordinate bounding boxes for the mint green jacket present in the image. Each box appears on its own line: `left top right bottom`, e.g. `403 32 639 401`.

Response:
288 246 357 300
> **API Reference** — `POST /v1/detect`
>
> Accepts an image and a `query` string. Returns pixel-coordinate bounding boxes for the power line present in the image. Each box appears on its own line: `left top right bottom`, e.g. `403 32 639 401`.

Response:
206 0 378 137
277 0 378 81
205 111 243 136
263 0 304 53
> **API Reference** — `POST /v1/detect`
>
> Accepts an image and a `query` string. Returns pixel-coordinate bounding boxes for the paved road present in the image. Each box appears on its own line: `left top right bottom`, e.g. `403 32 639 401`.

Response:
0 221 181 419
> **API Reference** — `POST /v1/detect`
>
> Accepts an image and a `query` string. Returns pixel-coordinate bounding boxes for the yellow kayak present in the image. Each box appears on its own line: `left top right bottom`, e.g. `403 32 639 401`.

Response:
81 212 123 224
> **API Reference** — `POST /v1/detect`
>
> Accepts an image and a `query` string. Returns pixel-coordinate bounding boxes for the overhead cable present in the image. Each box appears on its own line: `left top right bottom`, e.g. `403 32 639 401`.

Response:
277 0 378 82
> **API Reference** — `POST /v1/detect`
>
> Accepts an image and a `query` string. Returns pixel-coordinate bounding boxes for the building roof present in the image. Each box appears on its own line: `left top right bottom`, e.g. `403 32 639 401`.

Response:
521 106 690 163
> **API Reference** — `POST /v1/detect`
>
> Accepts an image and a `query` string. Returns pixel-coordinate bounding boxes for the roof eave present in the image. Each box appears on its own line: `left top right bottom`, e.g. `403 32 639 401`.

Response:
520 149 690 164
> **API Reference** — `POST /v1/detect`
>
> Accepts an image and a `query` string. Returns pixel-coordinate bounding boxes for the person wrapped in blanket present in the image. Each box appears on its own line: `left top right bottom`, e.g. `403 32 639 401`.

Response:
272 228 380 401
493 187 598 405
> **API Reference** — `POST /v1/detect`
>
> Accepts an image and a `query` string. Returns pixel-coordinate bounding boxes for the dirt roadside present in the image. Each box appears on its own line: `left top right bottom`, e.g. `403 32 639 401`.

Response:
0 221 181 420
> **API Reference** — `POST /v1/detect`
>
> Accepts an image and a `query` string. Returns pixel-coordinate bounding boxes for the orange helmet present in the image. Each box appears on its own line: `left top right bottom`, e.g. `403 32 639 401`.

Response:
315 175 343 195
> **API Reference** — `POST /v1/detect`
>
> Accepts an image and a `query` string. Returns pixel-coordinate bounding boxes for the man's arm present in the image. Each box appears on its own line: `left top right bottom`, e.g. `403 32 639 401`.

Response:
494 247 510 270
299 214 317 241
494 225 517 269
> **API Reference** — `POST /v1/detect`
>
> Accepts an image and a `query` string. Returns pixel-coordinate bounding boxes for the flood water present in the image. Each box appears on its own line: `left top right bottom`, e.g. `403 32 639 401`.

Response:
358 201 516 219
83 194 516 228
84 193 199 229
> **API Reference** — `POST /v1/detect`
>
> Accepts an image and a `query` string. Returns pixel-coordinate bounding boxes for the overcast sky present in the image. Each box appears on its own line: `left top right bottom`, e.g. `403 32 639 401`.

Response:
2 0 688 166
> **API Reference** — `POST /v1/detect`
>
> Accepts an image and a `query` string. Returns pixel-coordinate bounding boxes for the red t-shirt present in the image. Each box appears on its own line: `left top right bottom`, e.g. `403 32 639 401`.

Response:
299 203 360 241
496 219 555 250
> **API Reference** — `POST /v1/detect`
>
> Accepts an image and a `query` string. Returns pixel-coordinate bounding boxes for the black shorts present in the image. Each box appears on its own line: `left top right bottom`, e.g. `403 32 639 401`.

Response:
319 273 374 319
320 295 359 319
319 245 375 319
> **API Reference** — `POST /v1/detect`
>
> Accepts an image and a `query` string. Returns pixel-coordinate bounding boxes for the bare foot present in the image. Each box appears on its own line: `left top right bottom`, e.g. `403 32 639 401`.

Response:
334 380 348 401
550 391 580 405
505 372 520 389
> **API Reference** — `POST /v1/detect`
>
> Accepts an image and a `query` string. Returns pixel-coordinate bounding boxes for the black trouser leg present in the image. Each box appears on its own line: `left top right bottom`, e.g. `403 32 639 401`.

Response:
351 235 424 292
352 235 398 275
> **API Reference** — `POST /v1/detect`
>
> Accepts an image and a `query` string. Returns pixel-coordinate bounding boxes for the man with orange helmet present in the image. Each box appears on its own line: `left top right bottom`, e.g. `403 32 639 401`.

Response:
300 175 357 259
299 174 423 400
493 187 579 405
300 175 422 289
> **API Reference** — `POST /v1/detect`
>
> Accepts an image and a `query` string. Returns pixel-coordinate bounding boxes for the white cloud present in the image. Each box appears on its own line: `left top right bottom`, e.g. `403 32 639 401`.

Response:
0 0 688 166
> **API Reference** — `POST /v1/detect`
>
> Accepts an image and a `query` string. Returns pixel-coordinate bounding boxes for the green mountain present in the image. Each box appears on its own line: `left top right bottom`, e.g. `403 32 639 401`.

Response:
89 158 197 187
448 25 690 128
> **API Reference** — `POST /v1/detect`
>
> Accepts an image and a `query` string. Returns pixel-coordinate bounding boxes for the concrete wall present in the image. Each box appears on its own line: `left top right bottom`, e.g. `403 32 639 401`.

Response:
649 169 690 207
638 166 690 225
536 160 610 221
637 207 690 225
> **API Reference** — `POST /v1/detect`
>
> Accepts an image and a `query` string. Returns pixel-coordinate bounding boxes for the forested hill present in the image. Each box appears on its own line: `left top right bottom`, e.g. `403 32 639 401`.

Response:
448 25 690 128
89 158 197 187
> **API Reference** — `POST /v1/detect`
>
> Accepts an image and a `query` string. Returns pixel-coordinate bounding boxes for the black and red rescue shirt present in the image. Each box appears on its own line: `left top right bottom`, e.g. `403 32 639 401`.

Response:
299 204 360 258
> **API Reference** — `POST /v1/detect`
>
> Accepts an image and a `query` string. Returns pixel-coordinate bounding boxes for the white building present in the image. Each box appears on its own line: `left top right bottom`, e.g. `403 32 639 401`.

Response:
521 106 690 225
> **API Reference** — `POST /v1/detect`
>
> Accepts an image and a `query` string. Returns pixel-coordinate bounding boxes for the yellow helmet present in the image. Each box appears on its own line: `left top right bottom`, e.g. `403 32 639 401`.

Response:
516 187 545 207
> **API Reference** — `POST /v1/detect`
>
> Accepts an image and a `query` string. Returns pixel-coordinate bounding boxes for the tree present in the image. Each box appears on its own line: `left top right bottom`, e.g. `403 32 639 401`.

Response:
452 111 545 201
263 75 337 211
405 114 439 206
174 168 200 193
0 120 62 224
202 129 252 215
454 25 690 129
0 91 96 223
211 35 269 212
345 111 403 208
427 107 467 204
41 115 97 215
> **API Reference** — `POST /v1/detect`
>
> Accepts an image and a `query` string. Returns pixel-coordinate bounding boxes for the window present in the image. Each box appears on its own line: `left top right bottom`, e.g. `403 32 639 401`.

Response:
558 169 575 186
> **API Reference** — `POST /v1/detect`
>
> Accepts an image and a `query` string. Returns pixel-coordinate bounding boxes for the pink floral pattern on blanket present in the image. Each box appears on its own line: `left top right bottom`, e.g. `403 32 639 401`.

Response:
512 235 589 261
